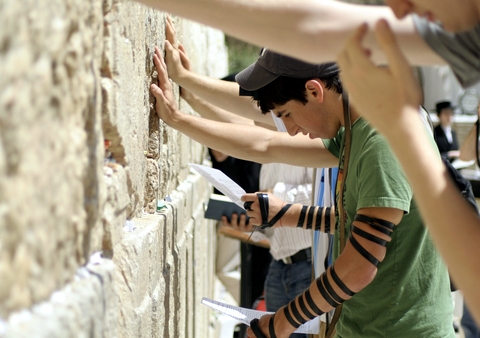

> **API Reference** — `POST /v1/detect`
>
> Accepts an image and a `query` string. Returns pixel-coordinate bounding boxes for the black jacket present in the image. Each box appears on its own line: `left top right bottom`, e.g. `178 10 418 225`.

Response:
433 124 459 161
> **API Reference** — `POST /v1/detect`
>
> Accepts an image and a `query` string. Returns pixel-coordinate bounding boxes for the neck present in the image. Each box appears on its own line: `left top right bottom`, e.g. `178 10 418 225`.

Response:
338 93 360 127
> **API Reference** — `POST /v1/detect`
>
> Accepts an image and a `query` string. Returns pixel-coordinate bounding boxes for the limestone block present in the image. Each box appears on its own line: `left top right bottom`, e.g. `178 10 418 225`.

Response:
144 158 159 214
192 198 217 337
103 163 130 250
175 224 189 338
114 219 158 337
0 257 117 338
0 0 227 336
0 0 104 315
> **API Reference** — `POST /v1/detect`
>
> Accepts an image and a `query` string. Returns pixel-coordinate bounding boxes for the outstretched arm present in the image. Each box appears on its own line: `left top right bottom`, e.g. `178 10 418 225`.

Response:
337 20 480 323
245 206 402 337
138 0 444 66
163 17 274 126
150 40 337 168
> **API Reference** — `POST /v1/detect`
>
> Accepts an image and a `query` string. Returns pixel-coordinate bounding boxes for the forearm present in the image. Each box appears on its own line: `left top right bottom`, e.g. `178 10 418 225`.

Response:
184 94 254 125
278 241 379 333
169 112 334 167
137 0 443 65
177 71 274 125
279 204 335 233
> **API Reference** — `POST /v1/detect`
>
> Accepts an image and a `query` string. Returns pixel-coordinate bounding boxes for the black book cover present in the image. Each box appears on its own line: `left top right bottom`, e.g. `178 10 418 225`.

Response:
204 194 247 221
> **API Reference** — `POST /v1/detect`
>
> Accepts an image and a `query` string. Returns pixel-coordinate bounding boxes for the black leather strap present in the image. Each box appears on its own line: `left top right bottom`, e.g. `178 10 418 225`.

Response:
306 206 315 229
349 235 380 267
257 193 293 229
316 276 339 308
322 272 345 304
354 214 395 233
250 318 268 338
330 265 356 297
281 247 312 265
269 315 277 338
298 293 317 320
325 207 331 233
264 203 292 229
304 289 325 316
352 226 388 246
257 193 269 226
296 205 308 228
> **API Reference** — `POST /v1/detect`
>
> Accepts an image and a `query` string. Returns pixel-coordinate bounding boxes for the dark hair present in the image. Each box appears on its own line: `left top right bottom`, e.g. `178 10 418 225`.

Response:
256 74 343 114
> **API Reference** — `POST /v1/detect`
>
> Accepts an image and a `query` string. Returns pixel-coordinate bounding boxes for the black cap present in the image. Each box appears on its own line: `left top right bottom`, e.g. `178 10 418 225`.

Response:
235 48 339 92
435 101 455 114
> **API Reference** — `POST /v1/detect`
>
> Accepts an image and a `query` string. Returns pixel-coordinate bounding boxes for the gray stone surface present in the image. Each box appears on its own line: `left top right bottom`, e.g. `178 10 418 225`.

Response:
0 0 226 336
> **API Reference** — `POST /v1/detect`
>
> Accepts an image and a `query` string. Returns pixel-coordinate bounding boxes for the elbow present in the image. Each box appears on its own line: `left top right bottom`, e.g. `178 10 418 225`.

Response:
346 265 378 293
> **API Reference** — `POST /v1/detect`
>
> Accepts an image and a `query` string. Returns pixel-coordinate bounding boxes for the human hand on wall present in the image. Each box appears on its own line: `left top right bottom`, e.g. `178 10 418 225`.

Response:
151 46 181 126
164 41 196 102
336 20 422 134
164 15 195 101
165 15 179 48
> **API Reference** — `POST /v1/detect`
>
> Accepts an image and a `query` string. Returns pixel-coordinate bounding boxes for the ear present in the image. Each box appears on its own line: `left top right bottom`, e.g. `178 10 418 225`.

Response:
305 79 324 103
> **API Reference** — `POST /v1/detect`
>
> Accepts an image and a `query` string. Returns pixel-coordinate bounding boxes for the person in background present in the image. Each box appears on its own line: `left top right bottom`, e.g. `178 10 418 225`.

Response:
434 101 460 163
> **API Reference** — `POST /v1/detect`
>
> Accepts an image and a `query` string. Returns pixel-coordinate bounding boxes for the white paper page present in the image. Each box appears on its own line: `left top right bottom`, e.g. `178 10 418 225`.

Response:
201 297 320 334
189 163 246 207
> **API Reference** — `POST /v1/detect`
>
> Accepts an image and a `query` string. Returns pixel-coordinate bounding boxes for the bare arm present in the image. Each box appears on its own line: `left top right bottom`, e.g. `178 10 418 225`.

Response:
138 0 444 66
183 91 254 125
338 20 480 323
244 204 402 336
151 43 338 168
163 110 336 167
162 41 274 126
164 17 273 125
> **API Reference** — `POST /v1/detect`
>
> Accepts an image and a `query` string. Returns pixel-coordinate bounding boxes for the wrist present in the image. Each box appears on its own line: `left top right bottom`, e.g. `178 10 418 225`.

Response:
283 204 303 227
172 68 190 88
276 306 298 336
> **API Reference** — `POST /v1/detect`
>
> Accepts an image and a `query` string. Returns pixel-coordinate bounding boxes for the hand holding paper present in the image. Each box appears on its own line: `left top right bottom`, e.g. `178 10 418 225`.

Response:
189 163 246 208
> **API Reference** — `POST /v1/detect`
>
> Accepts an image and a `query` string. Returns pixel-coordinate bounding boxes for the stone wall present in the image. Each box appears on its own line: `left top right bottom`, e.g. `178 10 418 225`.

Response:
0 0 227 337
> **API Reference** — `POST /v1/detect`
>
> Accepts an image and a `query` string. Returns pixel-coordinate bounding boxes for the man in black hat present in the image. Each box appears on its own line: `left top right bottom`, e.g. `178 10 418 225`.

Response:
433 101 460 162
151 47 454 338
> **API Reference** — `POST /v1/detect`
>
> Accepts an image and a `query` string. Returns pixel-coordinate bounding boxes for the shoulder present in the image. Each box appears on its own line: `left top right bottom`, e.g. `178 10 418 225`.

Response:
413 15 480 87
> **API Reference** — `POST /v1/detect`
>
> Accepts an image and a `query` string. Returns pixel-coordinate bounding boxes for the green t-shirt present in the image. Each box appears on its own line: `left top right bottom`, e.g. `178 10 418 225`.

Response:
323 118 454 338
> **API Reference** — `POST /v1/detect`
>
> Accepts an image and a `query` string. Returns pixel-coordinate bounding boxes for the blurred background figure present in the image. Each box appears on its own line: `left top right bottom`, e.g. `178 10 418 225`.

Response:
434 101 460 163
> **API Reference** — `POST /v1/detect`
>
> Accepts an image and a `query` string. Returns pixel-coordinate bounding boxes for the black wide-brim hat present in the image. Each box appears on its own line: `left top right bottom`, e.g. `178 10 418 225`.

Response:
435 101 456 114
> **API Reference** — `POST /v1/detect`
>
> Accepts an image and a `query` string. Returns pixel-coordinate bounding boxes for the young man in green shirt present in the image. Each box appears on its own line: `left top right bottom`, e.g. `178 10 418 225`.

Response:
151 47 454 337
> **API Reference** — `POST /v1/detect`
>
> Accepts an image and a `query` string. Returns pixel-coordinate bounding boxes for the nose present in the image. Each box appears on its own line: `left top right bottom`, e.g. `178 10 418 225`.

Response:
284 120 298 137
385 0 412 19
